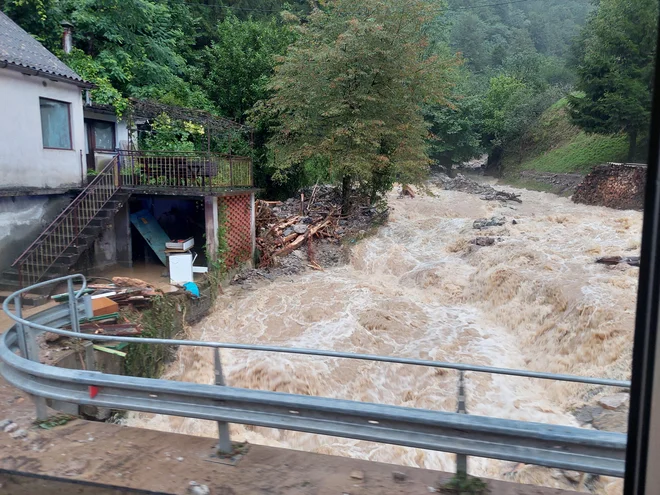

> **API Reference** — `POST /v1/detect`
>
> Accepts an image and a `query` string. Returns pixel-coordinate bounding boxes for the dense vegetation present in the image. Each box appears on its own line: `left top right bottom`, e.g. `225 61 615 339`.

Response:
2 0 656 198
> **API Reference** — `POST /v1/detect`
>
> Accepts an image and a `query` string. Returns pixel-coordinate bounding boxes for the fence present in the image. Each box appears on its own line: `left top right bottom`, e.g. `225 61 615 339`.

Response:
117 150 252 191
0 275 628 478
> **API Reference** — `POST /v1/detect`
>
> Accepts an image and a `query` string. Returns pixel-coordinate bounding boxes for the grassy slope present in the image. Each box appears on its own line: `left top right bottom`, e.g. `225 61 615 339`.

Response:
500 98 628 184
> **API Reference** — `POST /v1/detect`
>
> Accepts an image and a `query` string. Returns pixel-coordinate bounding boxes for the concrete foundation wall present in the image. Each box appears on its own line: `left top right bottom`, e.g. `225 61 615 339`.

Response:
0 195 72 272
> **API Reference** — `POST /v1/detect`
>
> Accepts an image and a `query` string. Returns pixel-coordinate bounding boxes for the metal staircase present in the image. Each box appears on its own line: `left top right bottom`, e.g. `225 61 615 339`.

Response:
0 156 130 305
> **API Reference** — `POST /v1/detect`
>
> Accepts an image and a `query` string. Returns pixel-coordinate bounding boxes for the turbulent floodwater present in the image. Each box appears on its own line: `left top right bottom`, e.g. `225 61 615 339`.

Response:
128 183 641 493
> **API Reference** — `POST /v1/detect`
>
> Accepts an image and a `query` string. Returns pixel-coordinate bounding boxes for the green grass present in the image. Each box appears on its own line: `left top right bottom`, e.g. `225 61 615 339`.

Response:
517 132 628 174
501 97 629 181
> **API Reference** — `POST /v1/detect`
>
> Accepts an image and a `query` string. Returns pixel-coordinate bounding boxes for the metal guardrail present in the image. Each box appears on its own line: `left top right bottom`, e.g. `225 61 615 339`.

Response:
0 275 628 477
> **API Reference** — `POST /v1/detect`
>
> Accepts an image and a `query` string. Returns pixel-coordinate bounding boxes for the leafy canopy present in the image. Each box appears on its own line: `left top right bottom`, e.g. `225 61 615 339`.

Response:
569 0 658 160
255 0 457 197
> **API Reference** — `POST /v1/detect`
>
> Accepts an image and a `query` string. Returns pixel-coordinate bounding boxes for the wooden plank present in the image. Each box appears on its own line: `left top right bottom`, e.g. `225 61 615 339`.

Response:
129 209 170 265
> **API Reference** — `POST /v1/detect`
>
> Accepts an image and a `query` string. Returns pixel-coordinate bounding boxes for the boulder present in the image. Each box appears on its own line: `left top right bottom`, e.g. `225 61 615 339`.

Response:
472 237 496 246
598 393 629 410
473 216 506 229
293 224 309 235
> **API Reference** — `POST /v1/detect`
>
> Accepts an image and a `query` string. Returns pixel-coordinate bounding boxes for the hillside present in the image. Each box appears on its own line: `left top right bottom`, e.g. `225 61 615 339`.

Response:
499 98 629 192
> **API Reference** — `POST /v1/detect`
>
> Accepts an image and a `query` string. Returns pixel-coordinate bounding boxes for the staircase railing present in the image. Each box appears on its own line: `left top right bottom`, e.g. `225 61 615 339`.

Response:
12 157 120 288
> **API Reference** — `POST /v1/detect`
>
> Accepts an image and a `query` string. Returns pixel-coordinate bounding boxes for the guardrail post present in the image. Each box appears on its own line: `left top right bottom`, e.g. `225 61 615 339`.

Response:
213 348 233 454
456 371 468 475
67 278 80 334
84 341 96 371
16 297 49 421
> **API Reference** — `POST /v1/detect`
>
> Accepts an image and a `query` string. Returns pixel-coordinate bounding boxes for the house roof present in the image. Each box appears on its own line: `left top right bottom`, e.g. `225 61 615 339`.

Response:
0 11 92 87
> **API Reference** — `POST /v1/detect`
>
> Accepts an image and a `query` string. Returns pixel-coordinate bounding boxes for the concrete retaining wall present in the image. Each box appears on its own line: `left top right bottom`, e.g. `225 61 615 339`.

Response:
573 163 646 211
0 195 72 272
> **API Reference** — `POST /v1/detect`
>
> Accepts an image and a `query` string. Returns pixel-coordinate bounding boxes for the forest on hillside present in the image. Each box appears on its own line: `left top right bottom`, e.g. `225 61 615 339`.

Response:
2 0 657 199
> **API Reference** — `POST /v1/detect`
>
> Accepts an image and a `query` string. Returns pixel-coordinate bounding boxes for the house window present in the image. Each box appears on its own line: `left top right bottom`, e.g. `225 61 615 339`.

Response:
91 120 115 151
40 98 72 149
85 119 116 152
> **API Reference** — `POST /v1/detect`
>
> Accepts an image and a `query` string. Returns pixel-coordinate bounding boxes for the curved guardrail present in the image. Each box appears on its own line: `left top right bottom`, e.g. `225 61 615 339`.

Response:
0 275 628 477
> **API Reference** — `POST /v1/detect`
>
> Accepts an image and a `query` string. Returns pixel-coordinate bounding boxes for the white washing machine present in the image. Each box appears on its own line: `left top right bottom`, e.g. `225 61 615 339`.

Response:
168 253 194 284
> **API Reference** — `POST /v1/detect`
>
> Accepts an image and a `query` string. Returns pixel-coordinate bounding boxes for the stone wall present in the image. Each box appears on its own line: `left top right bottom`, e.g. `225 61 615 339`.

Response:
572 163 646 211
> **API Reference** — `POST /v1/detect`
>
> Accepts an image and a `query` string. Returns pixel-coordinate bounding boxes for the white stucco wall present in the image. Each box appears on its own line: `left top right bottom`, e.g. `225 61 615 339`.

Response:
0 69 86 189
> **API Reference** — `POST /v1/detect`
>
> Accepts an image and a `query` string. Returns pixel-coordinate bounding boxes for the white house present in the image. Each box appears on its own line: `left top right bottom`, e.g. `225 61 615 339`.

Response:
0 11 93 271
0 11 92 191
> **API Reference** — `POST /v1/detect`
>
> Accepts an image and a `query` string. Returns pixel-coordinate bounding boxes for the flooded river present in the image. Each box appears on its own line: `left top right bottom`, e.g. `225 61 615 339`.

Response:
128 183 640 493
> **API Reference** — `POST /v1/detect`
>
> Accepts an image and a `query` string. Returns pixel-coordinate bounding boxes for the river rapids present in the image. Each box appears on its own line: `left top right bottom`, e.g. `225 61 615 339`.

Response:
128 182 640 494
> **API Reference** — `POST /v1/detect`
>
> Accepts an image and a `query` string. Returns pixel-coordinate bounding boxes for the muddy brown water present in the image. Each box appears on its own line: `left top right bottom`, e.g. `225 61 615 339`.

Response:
128 184 640 494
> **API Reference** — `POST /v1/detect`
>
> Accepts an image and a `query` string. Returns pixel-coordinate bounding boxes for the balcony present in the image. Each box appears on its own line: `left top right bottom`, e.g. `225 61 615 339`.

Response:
116 150 253 195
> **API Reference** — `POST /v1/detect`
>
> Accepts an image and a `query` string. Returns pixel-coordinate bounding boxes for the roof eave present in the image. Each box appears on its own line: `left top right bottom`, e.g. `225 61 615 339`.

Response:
0 61 95 89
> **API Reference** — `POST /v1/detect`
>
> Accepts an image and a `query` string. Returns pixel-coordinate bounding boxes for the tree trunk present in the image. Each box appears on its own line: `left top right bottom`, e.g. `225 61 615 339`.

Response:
341 175 351 216
484 146 503 177
627 129 638 162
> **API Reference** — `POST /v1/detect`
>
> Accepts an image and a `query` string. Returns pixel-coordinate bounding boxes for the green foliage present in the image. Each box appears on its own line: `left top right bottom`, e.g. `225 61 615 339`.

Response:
0 0 62 49
140 113 205 151
61 48 127 113
34 414 76 429
192 15 295 121
124 295 181 378
426 72 484 167
510 132 628 175
501 97 629 180
255 0 457 202
568 0 657 160
439 472 488 495
206 201 229 301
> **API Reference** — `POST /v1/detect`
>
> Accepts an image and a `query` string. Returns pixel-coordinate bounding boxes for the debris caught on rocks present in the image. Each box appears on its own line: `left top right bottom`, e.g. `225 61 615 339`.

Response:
401 184 416 198
562 470 583 484
4 422 18 433
596 256 640 267
433 173 522 203
44 331 63 343
10 429 27 439
519 171 584 194
187 481 210 495
472 237 497 247
473 216 506 229
598 393 629 410
392 471 407 482
350 470 365 481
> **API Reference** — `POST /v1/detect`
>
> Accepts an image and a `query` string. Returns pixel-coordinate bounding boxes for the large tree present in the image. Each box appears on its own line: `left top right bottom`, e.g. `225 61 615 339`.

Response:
569 0 658 161
254 0 456 210
191 15 294 121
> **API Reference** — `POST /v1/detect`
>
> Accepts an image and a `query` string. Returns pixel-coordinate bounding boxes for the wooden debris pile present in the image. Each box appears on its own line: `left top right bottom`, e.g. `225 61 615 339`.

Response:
256 186 342 268
573 163 646 211
47 277 168 341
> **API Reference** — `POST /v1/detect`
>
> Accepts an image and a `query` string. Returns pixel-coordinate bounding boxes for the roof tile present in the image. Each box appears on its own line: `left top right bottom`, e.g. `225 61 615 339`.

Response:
0 11 88 85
